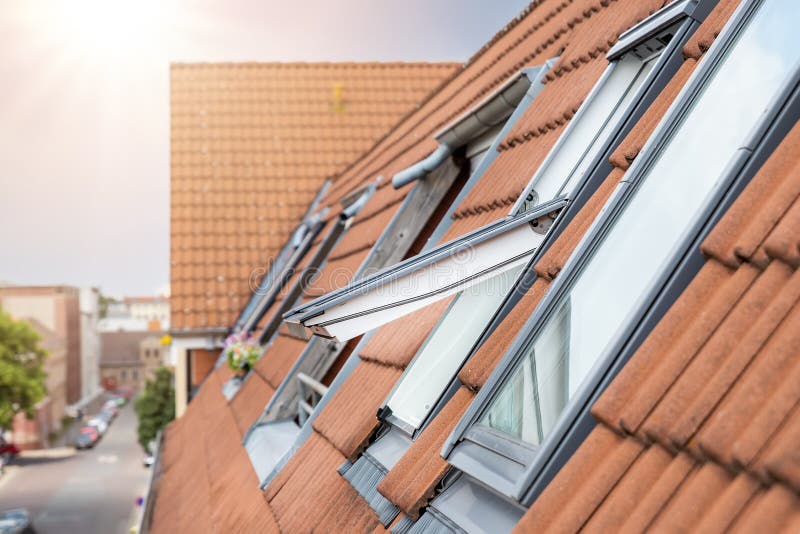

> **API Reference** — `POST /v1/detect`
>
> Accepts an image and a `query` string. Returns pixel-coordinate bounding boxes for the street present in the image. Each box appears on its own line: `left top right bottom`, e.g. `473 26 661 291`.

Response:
0 403 149 534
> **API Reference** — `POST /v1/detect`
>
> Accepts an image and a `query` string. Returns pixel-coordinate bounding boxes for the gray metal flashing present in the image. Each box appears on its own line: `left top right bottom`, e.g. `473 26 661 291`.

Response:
283 197 566 327
444 0 798 506
341 453 401 526
259 331 375 489
244 419 300 484
424 474 523 534
405 508 462 534
221 374 244 401
391 67 539 189
391 515 415 534
366 425 413 471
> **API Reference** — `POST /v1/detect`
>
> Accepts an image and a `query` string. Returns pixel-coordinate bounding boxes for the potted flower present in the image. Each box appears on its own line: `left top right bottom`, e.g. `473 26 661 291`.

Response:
223 332 261 375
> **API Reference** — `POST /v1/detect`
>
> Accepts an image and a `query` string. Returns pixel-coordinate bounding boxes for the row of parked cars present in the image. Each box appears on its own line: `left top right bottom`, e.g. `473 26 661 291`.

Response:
74 396 126 450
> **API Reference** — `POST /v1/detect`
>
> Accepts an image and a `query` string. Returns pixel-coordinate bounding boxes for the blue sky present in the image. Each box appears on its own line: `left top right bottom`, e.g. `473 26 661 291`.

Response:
0 0 529 297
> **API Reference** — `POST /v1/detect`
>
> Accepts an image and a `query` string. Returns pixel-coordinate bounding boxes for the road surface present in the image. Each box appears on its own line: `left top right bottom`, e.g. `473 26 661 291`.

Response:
0 402 150 534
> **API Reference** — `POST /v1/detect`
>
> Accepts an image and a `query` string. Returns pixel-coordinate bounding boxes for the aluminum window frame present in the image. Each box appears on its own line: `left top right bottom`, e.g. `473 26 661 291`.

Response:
283 198 565 340
444 0 800 505
509 0 705 216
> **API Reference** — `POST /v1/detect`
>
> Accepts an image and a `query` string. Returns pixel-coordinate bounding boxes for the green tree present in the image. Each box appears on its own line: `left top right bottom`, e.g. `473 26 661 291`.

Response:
0 309 47 430
135 367 175 452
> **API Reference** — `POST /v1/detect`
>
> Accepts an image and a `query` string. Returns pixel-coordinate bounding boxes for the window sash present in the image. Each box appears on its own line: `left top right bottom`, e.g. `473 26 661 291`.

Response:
385 261 529 430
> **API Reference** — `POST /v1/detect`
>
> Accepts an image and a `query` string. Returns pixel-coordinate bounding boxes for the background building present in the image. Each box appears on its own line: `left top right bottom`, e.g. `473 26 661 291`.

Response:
100 330 166 391
0 286 84 449
0 285 82 404
78 287 102 405
125 296 170 329
9 318 67 450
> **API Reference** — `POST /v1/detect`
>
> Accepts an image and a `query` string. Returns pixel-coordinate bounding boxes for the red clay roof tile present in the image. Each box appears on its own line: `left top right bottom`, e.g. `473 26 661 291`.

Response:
266 431 379 532
312 360 404 459
252 332 308 389
377 386 474 520
518 38 800 529
229 372 275 435
458 278 550 390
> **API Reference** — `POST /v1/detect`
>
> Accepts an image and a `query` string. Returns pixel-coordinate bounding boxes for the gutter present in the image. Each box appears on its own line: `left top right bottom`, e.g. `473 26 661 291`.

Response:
391 69 535 189
137 429 163 534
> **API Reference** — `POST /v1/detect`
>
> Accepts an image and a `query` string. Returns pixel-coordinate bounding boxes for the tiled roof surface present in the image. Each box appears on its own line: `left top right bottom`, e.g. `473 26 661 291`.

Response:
260 0 679 529
150 0 800 531
515 98 800 534
170 62 459 330
150 370 279 532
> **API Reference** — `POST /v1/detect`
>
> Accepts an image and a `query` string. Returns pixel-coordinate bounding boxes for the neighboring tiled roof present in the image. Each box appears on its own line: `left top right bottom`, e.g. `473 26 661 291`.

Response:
515 100 800 534
170 62 459 330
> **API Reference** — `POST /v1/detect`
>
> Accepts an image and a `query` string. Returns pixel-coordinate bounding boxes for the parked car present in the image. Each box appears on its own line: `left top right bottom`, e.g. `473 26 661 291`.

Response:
87 418 108 435
0 508 33 534
102 400 119 417
75 427 99 450
143 455 155 468
0 441 19 465
98 407 115 423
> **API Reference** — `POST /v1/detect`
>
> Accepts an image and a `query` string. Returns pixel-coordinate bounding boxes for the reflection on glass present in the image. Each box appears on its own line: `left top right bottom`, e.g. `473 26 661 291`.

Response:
482 0 800 446
387 262 528 429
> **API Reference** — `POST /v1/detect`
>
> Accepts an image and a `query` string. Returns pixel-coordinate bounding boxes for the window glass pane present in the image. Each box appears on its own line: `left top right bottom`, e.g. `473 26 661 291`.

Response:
387 262 528 429
482 0 800 446
520 53 657 212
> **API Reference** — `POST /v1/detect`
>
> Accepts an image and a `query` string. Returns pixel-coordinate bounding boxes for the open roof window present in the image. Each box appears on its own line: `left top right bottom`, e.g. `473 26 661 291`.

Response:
384 261 529 433
283 198 564 340
444 0 800 506
512 1 694 214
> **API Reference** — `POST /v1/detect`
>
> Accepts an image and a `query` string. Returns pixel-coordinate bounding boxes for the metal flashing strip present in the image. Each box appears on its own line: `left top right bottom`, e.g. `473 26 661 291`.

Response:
444 0 800 506
405 509 462 534
244 419 301 484
391 67 541 189
221 375 244 401
390 515 415 534
283 198 565 332
341 453 401 527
